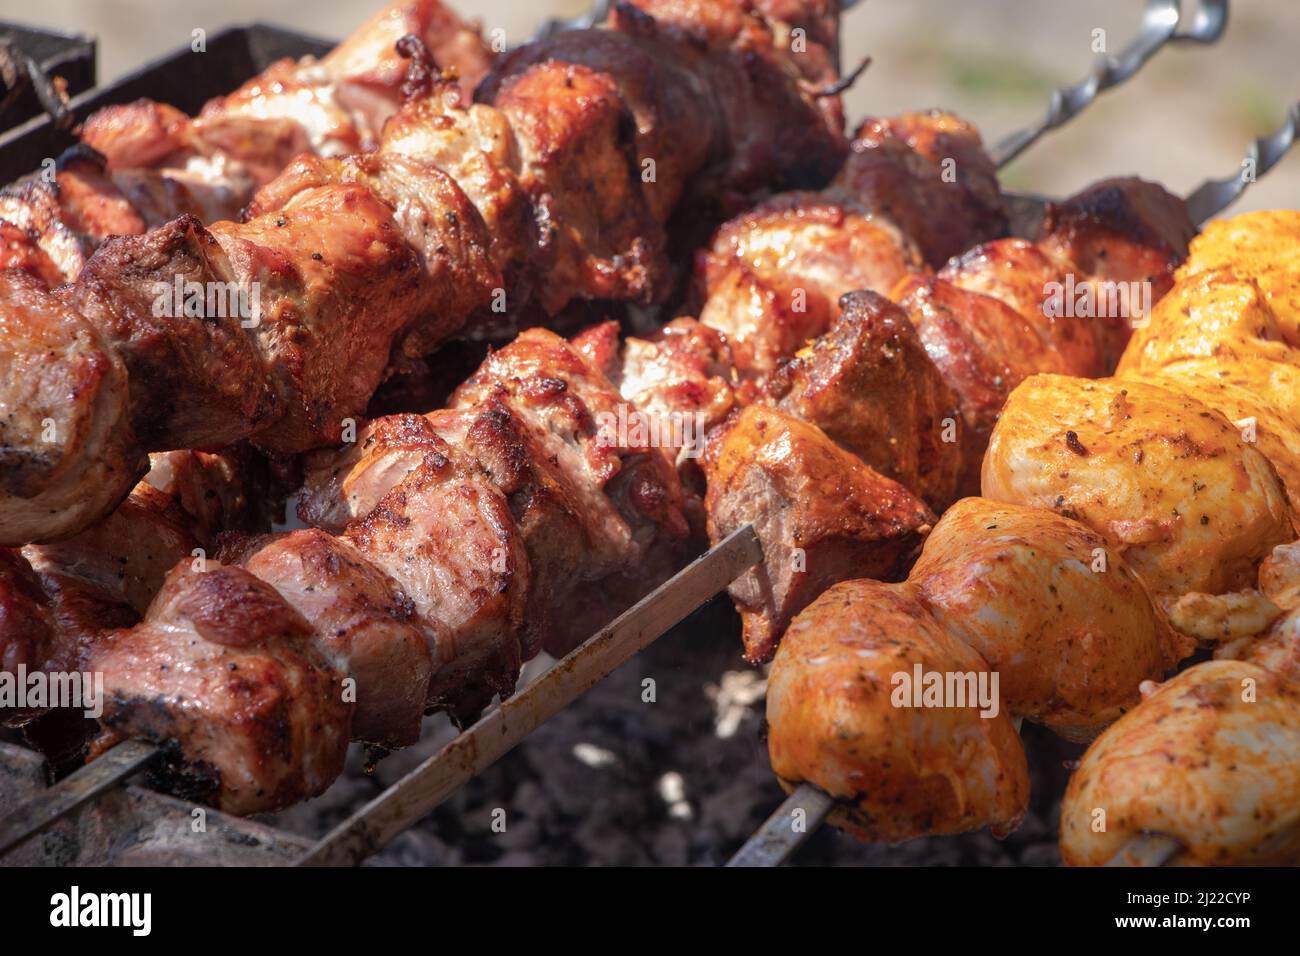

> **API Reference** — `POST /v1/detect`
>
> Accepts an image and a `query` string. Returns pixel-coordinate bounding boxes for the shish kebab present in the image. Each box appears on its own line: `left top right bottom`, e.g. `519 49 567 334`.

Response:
0 0 1227 853
0 0 1206 681
0 0 851 809
0 0 1196 764
0 0 1221 547
0 0 1237 853
730 169 1300 866
0 0 495 288
0 0 848 549
0 124 1200 855
293 113 1294 866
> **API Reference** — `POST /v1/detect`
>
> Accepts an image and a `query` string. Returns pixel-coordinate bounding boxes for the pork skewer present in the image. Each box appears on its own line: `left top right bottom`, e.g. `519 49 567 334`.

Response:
0 0 495 287
0 0 846 548
297 524 762 866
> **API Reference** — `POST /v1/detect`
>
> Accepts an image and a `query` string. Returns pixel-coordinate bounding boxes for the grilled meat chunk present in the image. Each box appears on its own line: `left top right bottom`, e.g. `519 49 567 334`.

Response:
702 404 934 661
87 563 352 815
766 577 1029 843
1060 661 1300 866
0 0 850 547
0 0 493 285
910 498 1193 740
770 290 964 511
984 374 1294 602
830 110 1007 267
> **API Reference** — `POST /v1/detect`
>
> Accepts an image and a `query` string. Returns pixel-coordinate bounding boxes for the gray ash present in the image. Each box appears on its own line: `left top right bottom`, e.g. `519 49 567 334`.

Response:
268 597 1077 866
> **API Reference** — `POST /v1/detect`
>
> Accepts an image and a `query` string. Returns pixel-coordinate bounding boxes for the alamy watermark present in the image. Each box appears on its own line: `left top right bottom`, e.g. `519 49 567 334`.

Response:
595 407 708 459
0 665 104 718
1042 274 1152 328
890 663 1000 719
152 275 261 328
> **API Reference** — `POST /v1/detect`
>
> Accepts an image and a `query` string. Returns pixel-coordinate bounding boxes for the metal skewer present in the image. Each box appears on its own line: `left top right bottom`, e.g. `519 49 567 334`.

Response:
1106 833 1184 866
991 0 1229 168
727 784 835 867
296 523 763 866
1184 103 1300 225
0 739 157 857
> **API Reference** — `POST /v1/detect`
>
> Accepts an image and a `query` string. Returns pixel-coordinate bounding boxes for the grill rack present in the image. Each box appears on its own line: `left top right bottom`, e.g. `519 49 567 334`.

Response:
0 0 1289 868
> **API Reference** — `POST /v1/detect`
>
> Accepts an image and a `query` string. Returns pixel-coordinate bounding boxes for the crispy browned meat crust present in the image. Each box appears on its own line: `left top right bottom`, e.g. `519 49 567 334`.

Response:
0 0 493 285
0 0 847 548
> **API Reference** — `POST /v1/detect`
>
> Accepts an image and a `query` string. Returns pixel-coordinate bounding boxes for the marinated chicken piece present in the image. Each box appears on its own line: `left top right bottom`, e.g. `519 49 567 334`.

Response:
892 274 1069 495
983 374 1294 601
770 290 964 511
828 110 1007 267
1060 660 1300 866
766 577 1029 843
86 563 352 815
702 404 934 661
0 0 851 547
695 192 922 378
910 498 1193 740
1260 542 1300 611
1180 210 1300 339
1119 268 1300 505
1223 607 1300 685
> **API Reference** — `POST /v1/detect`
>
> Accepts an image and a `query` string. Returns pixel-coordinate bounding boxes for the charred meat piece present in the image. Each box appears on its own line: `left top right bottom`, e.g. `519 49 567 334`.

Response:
770 290 964 511
86 563 352 815
701 404 934 661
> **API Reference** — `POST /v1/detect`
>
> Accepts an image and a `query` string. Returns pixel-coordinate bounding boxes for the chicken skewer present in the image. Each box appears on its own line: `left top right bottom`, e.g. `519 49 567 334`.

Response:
0 0 495 287
729 181 1300 868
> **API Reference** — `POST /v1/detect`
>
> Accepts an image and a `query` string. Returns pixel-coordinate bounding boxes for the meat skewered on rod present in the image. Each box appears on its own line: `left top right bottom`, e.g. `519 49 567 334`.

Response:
0 0 847 549
0 0 1201 681
988 0 1228 167
729 164 1300 867
0 76 1258 868
0 0 495 288
0 1 1248 868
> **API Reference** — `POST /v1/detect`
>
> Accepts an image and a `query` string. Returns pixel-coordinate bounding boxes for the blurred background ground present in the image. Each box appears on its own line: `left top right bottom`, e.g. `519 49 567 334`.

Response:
4 0 1297 209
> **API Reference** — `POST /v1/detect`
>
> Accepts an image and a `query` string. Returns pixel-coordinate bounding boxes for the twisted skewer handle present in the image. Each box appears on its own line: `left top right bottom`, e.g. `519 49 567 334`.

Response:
1184 102 1300 224
991 0 1229 168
